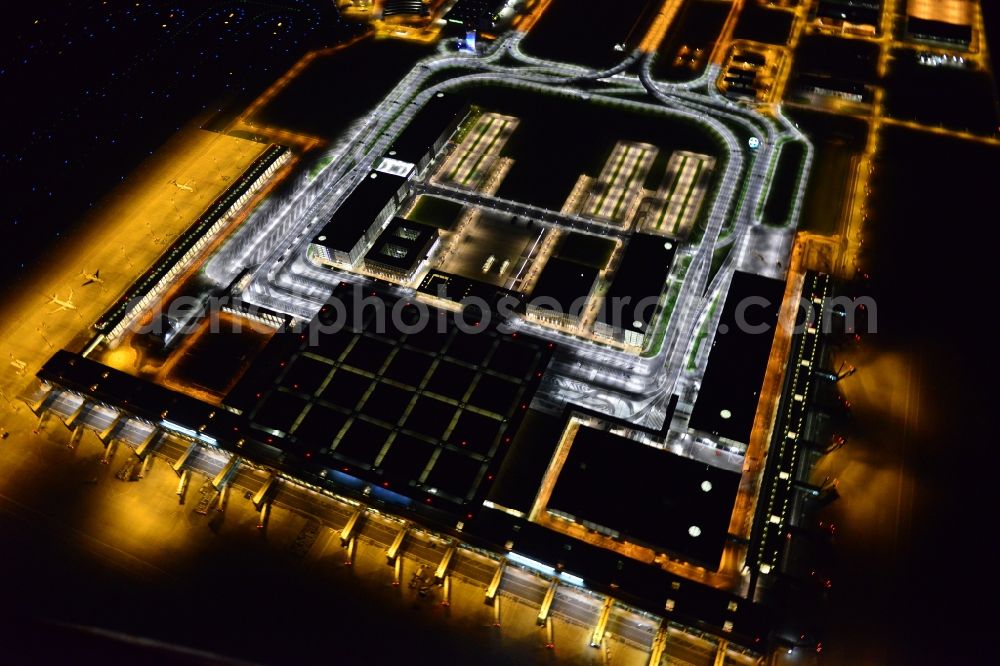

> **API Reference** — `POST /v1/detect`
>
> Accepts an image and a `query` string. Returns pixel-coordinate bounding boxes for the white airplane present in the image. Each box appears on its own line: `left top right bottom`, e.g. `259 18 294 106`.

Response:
171 179 195 192
152 235 174 246
47 290 77 313
9 354 27 374
80 269 104 286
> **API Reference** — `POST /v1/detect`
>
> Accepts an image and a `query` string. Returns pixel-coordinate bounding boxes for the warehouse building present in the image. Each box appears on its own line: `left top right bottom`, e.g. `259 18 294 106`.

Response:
905 0 973 48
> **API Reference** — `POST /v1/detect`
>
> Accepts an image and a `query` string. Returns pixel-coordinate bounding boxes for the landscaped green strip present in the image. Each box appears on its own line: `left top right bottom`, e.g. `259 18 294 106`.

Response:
643 290 674 358
641 254 692 358
687 292 720 371
406 196 464 229
448 116 491 181
309 154 336 180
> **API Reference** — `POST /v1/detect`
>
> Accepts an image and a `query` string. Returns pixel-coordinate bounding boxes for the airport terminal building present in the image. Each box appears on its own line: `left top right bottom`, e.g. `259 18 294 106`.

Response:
308 170 410 267
526 256 600 328
362 217 439 283
594 234 676 349
308 92 470 269
689 271 786 451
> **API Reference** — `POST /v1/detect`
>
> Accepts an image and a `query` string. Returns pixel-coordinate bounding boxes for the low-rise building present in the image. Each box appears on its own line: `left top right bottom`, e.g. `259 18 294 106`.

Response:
308 171 410 267
387 92 470 176
905 0 973 48
363 217 439 283
526 256 600 328
815 0 883 32
594 234 676 349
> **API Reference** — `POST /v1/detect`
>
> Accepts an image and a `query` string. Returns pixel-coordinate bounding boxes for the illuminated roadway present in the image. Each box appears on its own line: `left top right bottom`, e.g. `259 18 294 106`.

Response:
11 21 804 657
198 29 812 471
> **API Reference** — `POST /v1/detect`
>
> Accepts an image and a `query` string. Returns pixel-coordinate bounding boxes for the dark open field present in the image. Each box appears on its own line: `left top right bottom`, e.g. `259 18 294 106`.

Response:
520 0 658 69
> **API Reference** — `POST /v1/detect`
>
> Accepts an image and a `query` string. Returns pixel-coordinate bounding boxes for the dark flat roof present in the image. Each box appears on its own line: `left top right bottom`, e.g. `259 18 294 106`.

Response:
906 16 973 44
689 271 786 444
312 171 407 253
529 256 599 316
549 426 740 567
364 217 437 272
796 73 869 97
466 507 772 648
388 92 469 165
599 234 676 334
553 232 617 270
224 282 554 515
487 409 564 514
816 0 881 26
418 270 526 312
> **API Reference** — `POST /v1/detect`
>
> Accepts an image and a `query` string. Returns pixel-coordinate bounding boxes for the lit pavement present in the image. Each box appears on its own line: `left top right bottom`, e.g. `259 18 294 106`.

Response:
5 382 769 665
0 128 267 395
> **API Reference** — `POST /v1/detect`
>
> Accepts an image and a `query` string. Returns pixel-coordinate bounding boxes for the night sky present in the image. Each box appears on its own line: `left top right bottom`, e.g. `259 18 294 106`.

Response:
1 1 365 288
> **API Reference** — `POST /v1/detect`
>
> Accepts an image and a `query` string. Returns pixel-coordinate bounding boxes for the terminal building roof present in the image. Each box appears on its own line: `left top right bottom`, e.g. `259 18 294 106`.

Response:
364 217 438 273
38 344 773 647
598 233 677 335
688 271 786 445
528 256 600 318
549 425 741 567
311 171 408 254
224 282 555 516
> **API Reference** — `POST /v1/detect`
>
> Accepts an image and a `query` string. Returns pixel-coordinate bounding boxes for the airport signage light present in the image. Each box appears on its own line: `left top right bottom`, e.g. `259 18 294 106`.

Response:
508 552 556 576
160 419 218 446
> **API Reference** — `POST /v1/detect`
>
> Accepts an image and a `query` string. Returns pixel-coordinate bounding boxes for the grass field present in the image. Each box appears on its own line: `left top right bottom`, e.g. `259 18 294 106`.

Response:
405 196 464 230
762 141 806 227
786 110 868 236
